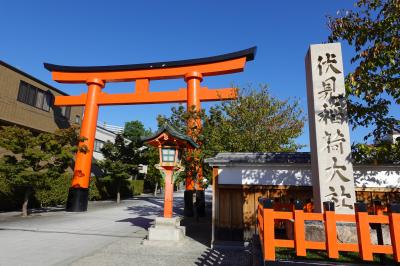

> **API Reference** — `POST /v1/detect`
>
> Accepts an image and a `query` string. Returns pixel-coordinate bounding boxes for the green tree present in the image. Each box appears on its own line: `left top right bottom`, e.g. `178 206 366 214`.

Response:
123 120 163 195
205 85 305 153
123 120 151 145
143 146 164 196
352 139 400 164
327 0 400 141
158 85 305 184
0 126 80 216
97 134 141 203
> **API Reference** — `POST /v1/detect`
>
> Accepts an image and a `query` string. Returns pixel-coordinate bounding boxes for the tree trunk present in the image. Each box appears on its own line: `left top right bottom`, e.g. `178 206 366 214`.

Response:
116 181 121 204
154 182 158 197
22 189 30 217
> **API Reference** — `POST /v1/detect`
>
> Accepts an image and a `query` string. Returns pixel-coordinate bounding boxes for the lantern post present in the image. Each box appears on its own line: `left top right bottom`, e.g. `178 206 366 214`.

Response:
142 123 199 241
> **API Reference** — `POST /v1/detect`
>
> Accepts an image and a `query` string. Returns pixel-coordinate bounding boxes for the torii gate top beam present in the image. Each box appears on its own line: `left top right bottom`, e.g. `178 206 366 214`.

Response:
44 47 256 107
44 47 256 83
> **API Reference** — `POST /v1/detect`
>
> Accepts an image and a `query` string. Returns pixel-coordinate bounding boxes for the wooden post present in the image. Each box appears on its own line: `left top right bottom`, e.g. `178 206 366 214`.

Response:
388 204 400 263
211 167 219 247
163 168 174 218
355 202 373 261
262 199 276 261
294 200 306 257
324 201 339 259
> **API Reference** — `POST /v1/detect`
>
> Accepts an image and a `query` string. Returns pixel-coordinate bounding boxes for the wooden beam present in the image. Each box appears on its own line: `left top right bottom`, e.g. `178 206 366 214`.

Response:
53 87 237 106
50 58 246 83
54 94 86 106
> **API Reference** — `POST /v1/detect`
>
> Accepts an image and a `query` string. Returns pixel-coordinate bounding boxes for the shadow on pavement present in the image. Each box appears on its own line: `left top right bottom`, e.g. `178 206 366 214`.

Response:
115 217 154 230
194 247 252 266
124 204 161 217
119 193 212 247
122 196 184 218
180 205 212 247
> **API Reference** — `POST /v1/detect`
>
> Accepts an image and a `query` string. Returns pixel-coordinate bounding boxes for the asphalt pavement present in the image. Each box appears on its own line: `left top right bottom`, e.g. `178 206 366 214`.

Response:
0 196 155 266
0 189 252 266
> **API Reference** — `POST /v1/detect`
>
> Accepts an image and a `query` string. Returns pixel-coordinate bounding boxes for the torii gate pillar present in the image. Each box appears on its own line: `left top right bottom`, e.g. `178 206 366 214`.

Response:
184 71 204 216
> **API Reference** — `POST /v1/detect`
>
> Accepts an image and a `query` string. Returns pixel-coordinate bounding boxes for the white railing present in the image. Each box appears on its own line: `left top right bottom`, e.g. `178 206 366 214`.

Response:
97 121 124 134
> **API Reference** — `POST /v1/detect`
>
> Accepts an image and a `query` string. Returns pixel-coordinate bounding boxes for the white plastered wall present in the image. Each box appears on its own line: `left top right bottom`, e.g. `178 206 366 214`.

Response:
217 164 400 188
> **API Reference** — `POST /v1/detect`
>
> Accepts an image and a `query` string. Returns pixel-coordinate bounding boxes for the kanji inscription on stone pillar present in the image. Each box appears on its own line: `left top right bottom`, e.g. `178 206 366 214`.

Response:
305 43 356 214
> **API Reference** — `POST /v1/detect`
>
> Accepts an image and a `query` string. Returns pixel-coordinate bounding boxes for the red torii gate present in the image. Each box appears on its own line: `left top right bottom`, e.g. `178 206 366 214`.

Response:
44 47 256 212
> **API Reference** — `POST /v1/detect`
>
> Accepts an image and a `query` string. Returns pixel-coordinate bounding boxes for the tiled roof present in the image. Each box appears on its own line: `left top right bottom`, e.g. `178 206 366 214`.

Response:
141 123 199 149
205 152 311 165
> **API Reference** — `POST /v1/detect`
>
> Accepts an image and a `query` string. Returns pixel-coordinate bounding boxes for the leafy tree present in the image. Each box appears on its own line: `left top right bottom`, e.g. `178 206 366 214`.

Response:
123 120 163 195
123 120 151 145
0 126 80 216
98 134 143 203
158 85 305 184
143 146 164 196
327 0 400 141
352 140 400 164
205 85 305 153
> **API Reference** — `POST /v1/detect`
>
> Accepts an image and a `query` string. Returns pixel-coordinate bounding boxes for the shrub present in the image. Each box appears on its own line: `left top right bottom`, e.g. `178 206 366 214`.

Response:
35 173 70 207
131 180 144 195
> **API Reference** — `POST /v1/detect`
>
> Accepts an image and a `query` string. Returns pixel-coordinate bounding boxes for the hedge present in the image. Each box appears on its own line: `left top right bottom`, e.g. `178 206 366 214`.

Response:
0 174 144 211
131 180 144 196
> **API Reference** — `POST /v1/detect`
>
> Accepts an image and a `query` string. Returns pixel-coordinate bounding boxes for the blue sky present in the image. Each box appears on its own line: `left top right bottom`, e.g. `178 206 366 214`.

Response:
0 1 378 151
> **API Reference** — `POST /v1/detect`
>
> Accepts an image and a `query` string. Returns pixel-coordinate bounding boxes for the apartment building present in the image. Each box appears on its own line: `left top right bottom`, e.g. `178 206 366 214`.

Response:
0 60 83 133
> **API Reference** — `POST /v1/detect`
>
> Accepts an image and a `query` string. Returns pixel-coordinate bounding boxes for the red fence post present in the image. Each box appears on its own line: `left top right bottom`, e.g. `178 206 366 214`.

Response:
388 203 400 263
324 201 339 259
355 202 373 261
262 199 276 261
293 200 306 257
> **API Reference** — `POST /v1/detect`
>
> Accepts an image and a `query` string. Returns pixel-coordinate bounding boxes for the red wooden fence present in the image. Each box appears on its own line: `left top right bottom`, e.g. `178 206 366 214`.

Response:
257 198 400 263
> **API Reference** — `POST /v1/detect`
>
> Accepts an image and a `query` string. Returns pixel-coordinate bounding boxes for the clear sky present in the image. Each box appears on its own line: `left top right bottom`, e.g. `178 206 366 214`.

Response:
0 1 380 151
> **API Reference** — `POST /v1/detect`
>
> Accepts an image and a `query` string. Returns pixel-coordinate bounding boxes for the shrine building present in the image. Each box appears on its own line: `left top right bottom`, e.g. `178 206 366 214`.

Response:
206 152 400 245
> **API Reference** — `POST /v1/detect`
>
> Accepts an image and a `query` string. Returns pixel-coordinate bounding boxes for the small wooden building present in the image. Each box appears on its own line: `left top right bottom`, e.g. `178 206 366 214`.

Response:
205 152 400 245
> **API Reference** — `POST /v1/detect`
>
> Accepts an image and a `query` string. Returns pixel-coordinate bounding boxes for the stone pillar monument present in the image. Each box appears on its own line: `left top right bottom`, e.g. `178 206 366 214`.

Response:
305 43 356 214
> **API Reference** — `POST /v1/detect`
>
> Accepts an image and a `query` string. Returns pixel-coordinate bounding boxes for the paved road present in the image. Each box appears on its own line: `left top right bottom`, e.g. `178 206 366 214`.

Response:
0 189 252 266
0 195 165 266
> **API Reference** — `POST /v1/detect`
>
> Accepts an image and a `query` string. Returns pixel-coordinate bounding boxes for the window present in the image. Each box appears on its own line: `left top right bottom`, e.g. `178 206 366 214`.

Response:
35 90 44 109
17 81 32 104
43 93 52 111
60 106 71 120
75 115 81 124
94 139 105 152
17 81 53 112
162 148 176 162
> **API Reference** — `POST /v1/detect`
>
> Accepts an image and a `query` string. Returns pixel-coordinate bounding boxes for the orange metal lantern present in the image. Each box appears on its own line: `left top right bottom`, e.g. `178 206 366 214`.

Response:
142 123 199 218
44 47 256 212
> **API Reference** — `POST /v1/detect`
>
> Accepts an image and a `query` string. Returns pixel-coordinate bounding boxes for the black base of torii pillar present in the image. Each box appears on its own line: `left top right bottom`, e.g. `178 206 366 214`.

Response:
184 190 205 217
66 188 88 212
184 190 194 217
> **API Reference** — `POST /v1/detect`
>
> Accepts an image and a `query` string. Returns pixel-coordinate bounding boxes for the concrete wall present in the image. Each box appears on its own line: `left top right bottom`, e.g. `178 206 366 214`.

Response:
0 61 82 133
217 164 400 189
